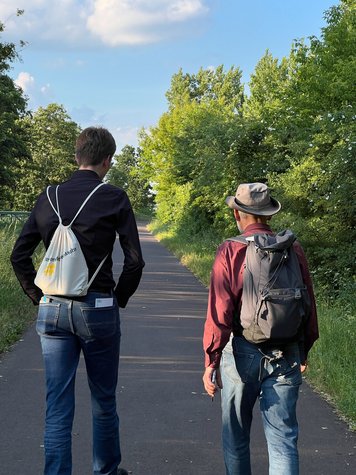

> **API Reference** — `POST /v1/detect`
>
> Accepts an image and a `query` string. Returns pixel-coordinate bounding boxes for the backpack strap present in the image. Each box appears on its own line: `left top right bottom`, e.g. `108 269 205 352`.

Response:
86 254 108 290
46 185 62 224
226 235 254 245
69 182 105 226
46 182 105 227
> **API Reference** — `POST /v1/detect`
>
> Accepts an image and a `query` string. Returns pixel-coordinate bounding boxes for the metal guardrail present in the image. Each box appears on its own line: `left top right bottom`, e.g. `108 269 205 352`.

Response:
0 211 30 222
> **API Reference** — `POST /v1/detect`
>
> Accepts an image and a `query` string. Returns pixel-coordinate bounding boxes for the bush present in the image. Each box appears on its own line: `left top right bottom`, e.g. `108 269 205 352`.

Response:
307 287 355 429
0 222 37 353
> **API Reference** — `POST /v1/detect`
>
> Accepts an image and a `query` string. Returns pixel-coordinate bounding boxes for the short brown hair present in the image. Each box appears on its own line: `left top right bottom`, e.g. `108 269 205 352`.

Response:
75 127 116 166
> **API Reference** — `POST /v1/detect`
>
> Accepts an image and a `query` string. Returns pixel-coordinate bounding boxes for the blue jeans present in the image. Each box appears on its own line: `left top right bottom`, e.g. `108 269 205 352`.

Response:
36 292 121 475
221 336 302 475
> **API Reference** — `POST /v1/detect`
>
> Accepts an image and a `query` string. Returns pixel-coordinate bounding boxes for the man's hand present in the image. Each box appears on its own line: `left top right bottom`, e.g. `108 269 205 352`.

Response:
300 362 308 373
203 367 223 397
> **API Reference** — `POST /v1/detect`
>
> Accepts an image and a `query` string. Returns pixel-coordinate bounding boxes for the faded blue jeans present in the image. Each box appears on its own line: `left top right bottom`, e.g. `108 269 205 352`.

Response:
221 336 302 475
36 292 121 475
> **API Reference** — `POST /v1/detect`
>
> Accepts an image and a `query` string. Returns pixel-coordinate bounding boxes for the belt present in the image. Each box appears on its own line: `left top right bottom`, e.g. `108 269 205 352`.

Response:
88 288 112 294
233 334 297 352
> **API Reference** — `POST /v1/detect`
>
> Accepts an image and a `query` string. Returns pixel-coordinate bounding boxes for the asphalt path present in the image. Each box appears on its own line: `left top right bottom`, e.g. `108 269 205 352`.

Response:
0 223 354 474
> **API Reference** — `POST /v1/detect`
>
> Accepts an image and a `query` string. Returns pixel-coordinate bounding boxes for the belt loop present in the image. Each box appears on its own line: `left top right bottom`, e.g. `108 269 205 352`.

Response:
68 299 74 334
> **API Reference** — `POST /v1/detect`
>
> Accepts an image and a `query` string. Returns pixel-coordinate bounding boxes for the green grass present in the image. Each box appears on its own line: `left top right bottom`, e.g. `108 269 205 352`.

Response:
0 223 37 353
148 218 356 430
148 219 219 287
307 296 355 430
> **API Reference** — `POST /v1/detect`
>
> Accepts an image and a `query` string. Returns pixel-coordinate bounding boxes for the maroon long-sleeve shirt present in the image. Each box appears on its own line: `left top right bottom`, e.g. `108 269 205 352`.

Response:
203 223 318 368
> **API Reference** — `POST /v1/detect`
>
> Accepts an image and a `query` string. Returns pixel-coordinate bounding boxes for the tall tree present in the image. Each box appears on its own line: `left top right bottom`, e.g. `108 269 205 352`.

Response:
12 104 80 210
166 65 244 112
0 10 29 208
140 66 248 233
107 145 154 214
140 2 355 289
265 0 356 287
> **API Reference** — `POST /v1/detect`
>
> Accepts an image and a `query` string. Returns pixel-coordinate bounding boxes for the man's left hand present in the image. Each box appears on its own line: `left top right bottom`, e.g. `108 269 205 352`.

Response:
203 367 222 397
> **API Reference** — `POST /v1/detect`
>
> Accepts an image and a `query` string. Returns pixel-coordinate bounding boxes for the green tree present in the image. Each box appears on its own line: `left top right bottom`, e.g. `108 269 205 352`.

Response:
12 104 80 210
166 65 244 112
107 145 154 214
140 65 250 234
263 0 356 289
287 0 356 119
244 51 291 121
141 2 355 291
0 10 29 208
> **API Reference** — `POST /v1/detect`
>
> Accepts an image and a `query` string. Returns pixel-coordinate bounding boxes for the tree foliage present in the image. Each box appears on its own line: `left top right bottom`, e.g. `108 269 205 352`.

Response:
140 1 356 292
166 65 244 112
107 145 154 214
0 11 29 208
11 104 80 210
141 65 245 232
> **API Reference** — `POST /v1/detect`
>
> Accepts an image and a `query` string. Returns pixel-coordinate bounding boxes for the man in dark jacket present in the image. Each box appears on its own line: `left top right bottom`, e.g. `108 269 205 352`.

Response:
203 183 318 475
11 127 145 475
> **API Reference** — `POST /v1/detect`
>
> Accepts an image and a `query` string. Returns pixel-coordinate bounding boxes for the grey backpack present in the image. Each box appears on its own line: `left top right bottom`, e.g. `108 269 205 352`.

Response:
228 230 310 344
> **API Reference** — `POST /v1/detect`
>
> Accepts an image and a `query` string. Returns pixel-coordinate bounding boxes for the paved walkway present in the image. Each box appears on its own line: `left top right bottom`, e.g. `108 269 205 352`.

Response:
0 224 354 474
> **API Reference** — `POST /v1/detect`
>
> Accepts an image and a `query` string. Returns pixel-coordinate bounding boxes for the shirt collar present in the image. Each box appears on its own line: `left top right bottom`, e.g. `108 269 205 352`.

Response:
70 169 101 181
243 223 273 236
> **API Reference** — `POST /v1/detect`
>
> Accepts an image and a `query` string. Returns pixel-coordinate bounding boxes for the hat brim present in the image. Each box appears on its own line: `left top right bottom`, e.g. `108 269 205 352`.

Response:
225 195 281 216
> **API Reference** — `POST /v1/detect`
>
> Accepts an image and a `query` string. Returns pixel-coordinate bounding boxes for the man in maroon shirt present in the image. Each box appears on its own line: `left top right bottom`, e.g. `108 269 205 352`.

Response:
202 183 318 475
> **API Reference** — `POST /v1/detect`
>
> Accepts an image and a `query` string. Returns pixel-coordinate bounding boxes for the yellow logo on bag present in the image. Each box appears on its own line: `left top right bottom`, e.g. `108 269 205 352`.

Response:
43 263 56 277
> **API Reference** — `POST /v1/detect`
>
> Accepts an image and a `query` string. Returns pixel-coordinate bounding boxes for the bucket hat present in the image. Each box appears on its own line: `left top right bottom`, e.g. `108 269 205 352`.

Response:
225 183 281 216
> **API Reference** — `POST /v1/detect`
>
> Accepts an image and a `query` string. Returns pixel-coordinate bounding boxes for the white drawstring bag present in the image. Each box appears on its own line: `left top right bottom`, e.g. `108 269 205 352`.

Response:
35 183 107 296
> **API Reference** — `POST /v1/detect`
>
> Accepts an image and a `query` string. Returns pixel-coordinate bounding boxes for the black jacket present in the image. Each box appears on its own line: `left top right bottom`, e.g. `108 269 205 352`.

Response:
11 170 145 307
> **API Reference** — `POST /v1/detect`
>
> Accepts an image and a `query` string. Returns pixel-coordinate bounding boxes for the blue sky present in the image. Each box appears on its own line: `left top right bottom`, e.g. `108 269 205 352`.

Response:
2 0 337 150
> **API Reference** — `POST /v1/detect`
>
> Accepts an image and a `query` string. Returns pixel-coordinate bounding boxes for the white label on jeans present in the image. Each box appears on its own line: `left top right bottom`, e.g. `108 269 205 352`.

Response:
95 298 113 308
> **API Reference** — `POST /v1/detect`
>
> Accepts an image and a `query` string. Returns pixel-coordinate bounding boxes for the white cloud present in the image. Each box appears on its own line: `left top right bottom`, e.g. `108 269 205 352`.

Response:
87 0 209 46
115 126 140 148
167 0 207 21
0 0 209 47
70 106 140 148
70 105 108 127
0 0 89 46
14 71 35 93
14 71 53 109
40 84 51 95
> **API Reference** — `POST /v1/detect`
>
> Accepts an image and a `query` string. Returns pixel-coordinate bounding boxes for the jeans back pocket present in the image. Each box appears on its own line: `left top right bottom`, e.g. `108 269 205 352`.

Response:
80 306 119 339
36 303 60 336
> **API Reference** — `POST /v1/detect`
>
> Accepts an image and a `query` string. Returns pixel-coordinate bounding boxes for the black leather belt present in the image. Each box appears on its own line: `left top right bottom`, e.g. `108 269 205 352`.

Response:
88 288 112 294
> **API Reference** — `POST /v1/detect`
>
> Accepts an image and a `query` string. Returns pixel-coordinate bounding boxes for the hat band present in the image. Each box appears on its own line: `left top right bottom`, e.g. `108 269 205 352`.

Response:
234 197 273 211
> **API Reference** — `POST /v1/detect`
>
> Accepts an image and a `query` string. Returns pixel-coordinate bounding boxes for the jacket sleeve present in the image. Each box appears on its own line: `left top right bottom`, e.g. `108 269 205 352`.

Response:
203 243 243 368
114 196 145 308
10 211 43 305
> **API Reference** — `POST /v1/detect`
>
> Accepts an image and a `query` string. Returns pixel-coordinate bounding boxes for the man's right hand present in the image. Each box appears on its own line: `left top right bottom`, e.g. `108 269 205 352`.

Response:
203 367 223 397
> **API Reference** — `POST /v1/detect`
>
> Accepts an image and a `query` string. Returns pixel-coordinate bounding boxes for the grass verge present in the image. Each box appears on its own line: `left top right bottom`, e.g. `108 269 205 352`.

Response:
148 220 220 287
307 297 355 429
0 223 37 354
148 218 356 430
